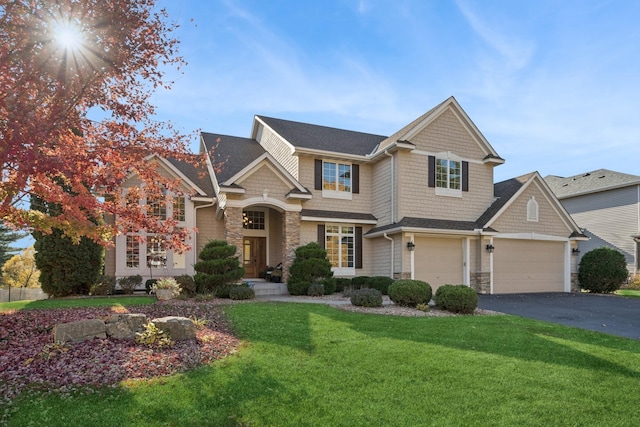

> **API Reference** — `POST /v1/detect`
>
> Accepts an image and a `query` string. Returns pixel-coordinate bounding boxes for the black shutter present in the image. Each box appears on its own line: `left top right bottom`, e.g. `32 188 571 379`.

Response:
314 159 322 190
428 156 436 188
462 161 469 192
352 164 359 194
355 226 363 269
317 224 325 248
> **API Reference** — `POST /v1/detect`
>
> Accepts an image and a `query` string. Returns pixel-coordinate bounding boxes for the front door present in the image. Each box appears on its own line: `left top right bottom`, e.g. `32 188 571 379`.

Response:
243 237 266 278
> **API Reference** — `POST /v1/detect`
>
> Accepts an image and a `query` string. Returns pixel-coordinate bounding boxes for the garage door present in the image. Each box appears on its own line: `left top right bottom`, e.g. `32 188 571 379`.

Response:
493 239 565 293
415 237 463 291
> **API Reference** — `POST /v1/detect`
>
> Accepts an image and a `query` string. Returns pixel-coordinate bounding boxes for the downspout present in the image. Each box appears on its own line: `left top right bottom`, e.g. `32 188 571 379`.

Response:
384 233 394 279
384 150 394 223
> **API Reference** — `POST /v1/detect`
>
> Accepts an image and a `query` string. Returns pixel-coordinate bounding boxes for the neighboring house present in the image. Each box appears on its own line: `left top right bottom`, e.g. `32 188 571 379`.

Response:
106 97 586 294
545 169 640 276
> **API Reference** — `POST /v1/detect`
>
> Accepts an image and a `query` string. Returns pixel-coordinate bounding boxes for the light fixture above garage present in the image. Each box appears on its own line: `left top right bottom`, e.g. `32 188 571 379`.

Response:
572 248 581 255
486 244 495 253
407 241 415 251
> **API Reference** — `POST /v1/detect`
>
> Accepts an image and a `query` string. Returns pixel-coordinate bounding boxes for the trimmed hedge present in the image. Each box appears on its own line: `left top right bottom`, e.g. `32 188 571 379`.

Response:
307 283 325 296
335 278 351 293
578 247 628 293
388 280 432 307
287 242 333 295
367 276 394 295
350 288 383 307
229 285 255 300
322 278 337 295
351 276 370 289
435 284 478 314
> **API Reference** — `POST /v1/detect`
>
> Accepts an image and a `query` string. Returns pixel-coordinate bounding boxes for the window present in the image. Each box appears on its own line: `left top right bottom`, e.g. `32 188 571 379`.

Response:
126 235 140 268
325 225 355 272
429 154 467 197
243 210 265 230
436 158 461 190
173 197 185 222
323 161 351 192
147 195 166 219
527 196 539 222
147 235 167 268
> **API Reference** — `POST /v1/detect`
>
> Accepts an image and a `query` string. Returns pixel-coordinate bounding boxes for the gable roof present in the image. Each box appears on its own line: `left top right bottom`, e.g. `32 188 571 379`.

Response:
255 116 387 156
544 169 640 199
374 96 504 164
201 132 266 183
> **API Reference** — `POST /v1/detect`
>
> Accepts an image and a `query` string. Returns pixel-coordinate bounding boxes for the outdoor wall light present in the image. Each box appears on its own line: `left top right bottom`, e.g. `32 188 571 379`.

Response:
572 248 581 256
407 241 415 251
486 244 495 253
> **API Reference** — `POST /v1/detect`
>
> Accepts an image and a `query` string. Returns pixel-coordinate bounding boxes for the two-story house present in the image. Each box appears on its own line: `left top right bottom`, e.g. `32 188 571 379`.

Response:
546 169 640 276
105 97 586 294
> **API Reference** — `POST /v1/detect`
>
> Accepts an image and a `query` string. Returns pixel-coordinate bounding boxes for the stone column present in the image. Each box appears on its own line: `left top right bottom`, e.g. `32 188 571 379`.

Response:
224 207 244 259
281 210 300 283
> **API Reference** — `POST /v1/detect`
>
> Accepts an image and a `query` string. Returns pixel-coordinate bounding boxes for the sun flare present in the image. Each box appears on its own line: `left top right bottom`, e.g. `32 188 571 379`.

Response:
52 20 84 51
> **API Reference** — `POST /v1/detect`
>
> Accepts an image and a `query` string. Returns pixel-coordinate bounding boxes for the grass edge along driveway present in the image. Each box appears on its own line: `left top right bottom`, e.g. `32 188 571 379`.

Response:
6 301 640 427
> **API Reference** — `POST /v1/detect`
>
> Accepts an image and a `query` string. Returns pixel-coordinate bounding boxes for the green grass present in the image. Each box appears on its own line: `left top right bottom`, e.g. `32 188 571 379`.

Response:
6 302 640 426
0 295 154 312
617 289 640 298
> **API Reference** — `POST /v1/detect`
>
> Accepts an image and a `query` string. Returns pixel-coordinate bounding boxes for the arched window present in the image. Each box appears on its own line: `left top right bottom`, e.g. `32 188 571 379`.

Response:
527 196 539 222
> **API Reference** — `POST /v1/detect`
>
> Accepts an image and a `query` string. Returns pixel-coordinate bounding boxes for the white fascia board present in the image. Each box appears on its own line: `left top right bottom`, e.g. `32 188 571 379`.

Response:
365 226 482 239
494 232 569 242
300 216 377 225
219 186 245 194
190 196 216 203
293 147 371 163
287 193 313 200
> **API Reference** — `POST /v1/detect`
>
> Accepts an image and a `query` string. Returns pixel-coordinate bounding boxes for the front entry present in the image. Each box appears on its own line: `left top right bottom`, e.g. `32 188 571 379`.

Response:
243 237 266 278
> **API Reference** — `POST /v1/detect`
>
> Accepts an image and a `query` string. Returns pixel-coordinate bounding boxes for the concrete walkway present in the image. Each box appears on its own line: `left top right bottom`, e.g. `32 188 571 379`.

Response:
478 292 640 340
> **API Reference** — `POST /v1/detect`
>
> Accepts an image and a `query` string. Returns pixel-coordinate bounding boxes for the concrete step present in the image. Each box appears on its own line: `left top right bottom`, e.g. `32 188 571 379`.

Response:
248 281 288 296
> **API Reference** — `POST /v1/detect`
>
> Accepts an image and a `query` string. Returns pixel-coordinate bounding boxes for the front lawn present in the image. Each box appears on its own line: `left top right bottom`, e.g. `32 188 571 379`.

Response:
4 302 640 426
0 295 155 312
617 289 640 298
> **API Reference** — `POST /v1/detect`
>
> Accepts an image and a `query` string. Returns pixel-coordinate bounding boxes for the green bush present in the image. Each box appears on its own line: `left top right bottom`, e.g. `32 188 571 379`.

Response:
145 279 157 294
229 285 255 300
287 242 333 295
213 284 235 298
435 284 478 314
118 275 142 294
90 275 116 296
388 280 432 307
307 283 325 296
578 247 629 293
194 240 245 294
350 288 383 307
367 276 394 295
322 278 337 295
175 275 196 297
351 276 370 289
335 278 351 293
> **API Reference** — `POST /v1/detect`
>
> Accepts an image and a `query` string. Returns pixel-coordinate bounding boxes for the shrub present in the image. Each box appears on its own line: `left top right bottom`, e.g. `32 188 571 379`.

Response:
135 322 173 348
578 247 628 293
350 288 383 307
435 284 478 314
145 279 157 294
322 278 337 295
214 284 235 299
152 277 182 298
307 283 325 296
229 285 255 300
367 276 394 295
287 242 333 295
624 274 640 290
193 240 245 294
90 275 116 296
118 275 142 294
388 280 432 307
335 278 351 293
351 276 370 289
175 274 197 297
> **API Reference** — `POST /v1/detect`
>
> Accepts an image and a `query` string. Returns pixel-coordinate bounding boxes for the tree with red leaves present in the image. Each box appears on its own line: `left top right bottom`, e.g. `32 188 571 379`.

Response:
0 0 198 250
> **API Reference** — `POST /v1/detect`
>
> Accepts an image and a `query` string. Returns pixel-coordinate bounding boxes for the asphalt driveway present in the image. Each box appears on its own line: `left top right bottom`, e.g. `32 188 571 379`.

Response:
478 292 640 340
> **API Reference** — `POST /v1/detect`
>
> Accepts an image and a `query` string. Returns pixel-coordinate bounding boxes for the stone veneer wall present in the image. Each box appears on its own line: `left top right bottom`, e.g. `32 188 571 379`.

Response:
571 273 580 292
224 207 244 259
281 211 300 283
470 272 491 294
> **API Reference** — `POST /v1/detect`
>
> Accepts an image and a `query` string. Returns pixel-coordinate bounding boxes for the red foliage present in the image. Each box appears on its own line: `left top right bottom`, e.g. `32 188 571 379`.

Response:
0 0 201 249
0 301 241 406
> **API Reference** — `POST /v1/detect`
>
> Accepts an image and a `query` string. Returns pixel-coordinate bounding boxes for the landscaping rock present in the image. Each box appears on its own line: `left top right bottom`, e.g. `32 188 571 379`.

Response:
106 313 148 340
54 318 106 343
151 316 196 341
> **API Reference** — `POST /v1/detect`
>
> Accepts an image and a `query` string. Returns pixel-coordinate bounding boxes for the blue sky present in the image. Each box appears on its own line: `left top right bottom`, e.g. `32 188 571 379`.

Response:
152 0 640 183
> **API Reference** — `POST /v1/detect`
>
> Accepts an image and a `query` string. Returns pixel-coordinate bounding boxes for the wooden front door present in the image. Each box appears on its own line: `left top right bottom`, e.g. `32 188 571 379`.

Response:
243 237 266 278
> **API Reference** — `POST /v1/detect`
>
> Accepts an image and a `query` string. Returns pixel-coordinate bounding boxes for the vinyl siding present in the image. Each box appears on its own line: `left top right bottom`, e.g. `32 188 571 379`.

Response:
257 124 299 179
236 162 293 202
372 155 393 225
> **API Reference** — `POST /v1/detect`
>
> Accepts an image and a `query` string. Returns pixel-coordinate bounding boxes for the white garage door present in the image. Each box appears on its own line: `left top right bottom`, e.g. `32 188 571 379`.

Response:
415 237 463 291
493 239 565 293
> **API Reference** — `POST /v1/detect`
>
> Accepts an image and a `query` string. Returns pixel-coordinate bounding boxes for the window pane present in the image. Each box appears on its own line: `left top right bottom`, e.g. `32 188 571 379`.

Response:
342 236 354 268
325 224 355 269
436 159 448 188
323 162 336 190
338 164 351 192
147 236 167 268
147 195 166 219
174 197 185 221
325 235 339 267
126 235 139 268
449 160 461 190
243 211 265 230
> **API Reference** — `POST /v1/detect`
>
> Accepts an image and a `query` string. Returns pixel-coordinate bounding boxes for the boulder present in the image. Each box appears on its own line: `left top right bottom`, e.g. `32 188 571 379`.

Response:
54 319 106 343
106 313 148 340
151 316 196 341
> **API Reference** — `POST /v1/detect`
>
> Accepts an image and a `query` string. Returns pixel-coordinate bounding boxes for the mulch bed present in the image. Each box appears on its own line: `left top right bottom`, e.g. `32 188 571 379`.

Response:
0 300 242 408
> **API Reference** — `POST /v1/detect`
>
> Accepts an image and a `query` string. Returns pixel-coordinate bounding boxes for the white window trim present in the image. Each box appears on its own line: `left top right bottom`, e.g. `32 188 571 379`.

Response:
325 223 356 275
322 160 353 200
434 152 462 198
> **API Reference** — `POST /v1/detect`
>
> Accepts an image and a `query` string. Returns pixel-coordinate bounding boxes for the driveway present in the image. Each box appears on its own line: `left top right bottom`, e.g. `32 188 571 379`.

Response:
478 293 640 340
